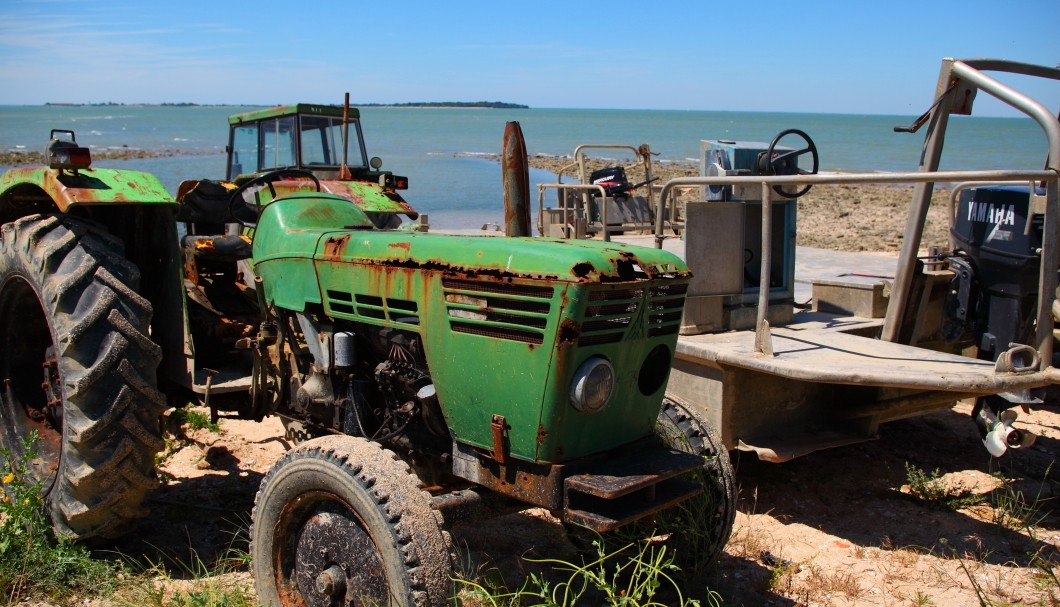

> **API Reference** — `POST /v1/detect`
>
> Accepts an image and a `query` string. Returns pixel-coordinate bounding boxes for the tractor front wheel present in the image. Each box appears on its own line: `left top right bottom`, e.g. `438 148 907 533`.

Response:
654 397 737 573
0 214 165 541
251 435 454 607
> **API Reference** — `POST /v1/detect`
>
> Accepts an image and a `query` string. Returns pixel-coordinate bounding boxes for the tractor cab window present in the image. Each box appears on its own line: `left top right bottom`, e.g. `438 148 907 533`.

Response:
261 116 297 171
229 123 258 179
299 115 367 168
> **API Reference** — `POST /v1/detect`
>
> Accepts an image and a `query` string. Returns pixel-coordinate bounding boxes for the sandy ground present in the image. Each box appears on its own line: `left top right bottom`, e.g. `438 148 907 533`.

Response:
13 152 1051 604
124 397 1058 606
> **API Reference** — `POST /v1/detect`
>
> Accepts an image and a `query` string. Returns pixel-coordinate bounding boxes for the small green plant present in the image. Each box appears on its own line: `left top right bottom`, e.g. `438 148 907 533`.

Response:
989 465 1053 538
172 408 221 433
904 463 982 511
457 536 718 607
0 432 121 603
908 589 935 606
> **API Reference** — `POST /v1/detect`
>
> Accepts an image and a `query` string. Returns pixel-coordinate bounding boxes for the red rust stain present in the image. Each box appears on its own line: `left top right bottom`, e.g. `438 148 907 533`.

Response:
388 241 411 252
536 424 549 446
558 318 580 344
323 234 351 258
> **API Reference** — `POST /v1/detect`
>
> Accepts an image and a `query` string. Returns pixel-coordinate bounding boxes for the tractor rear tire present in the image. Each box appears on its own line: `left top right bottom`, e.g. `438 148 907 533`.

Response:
654 397 737 573
0 214 165 541
251 435 454 607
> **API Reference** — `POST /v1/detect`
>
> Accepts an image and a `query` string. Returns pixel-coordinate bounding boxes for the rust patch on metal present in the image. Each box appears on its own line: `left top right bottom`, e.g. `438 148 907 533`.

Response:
323 234 351 259
571 262 593 279
388 241 411 252
490 414 509 464
558 318 580 344
536 424 549 446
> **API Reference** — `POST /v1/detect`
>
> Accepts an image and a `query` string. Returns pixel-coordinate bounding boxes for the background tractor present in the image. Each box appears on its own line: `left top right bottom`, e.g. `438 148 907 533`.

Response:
0 103 727 606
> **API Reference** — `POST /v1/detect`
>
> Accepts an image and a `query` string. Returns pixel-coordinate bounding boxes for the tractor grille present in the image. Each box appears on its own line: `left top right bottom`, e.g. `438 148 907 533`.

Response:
325 290 420 326
443 278 553 345
577 282 686 347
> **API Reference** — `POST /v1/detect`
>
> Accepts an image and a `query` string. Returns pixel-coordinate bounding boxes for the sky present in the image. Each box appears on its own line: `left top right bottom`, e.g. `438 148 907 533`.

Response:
0 0 1057 117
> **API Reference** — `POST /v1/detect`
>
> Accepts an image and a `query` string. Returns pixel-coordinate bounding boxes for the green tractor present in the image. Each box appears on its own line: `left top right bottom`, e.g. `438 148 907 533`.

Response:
0 104 734 606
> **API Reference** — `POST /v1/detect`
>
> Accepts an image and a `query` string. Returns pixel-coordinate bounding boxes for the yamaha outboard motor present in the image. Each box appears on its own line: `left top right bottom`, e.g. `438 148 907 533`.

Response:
944 185 1044 455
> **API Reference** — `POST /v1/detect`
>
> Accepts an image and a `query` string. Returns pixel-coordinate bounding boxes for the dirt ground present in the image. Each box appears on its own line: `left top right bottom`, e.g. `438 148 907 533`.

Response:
93 157 1055 605
124 397 1058 606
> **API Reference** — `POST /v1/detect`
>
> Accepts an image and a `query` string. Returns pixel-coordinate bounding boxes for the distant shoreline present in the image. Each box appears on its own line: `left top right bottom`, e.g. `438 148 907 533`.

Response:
42 101 529 109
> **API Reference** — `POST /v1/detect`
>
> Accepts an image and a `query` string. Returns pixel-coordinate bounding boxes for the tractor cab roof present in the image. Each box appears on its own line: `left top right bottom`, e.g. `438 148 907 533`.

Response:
228 103 359 125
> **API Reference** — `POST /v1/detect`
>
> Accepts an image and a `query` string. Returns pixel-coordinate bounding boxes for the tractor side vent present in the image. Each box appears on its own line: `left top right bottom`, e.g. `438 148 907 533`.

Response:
325 290 420 326
577 282 687 346
578 288 644 346
442 278 553 345
647 283 686 338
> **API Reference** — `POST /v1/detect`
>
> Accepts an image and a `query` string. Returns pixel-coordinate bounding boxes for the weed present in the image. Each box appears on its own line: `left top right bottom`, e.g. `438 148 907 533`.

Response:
0 432 122 603
1028 547 1060 602
905 462 983 511
115 535 255 607
990 476 1052 539
456 536 718 606
172 408 221 433
766 556 799 595
906 590 935 605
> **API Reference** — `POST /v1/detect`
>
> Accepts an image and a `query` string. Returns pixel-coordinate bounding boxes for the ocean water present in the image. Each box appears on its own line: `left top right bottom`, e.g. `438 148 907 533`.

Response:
0 105 1051 228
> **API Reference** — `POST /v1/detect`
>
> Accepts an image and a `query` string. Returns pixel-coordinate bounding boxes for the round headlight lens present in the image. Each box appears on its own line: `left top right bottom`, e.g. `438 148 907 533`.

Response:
569 357 615 414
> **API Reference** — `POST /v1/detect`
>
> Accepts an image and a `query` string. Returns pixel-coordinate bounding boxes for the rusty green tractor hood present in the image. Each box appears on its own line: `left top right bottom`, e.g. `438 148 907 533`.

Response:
0 167 174 213
253 193 690 465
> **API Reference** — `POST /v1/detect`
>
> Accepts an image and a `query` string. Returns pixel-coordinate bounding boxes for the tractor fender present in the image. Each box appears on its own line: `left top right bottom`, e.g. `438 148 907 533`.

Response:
0 166 174 217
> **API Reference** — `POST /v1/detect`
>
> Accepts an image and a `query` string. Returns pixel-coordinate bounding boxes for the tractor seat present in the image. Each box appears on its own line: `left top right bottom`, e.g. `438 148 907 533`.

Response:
183 234 253 262
175 179 236 226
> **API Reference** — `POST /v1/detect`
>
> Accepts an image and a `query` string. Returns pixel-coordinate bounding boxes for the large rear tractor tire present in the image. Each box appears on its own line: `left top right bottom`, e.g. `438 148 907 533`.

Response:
251 435 454 607
654 397 737 573
0 214 165 541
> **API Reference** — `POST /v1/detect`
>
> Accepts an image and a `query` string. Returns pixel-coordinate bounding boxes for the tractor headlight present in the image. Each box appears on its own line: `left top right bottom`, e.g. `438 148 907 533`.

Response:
569 356 615 414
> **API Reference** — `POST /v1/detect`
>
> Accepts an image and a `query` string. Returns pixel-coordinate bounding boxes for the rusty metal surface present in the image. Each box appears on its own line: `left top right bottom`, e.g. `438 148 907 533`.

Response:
564 477 701 532
562 444 703 532
451 441 567 509
502 121 531 237
564 446 702 499
0 167 175 212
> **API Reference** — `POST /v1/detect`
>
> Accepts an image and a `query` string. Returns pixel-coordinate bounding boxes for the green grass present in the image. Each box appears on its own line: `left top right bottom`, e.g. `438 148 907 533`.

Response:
171 408 221 433
457 533 720 607
0 432 123 604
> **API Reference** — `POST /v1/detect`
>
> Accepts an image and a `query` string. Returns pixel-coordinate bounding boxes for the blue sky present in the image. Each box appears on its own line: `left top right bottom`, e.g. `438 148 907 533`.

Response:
1 0 1057 116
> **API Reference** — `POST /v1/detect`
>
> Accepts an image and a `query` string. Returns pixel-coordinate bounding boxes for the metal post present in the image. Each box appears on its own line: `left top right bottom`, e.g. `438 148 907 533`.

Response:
502 122 531 237
755 182 773 351
881 64 953 343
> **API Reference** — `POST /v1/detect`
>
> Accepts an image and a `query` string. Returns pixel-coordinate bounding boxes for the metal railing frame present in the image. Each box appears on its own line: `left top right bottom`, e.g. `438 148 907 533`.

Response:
655 58 1060 366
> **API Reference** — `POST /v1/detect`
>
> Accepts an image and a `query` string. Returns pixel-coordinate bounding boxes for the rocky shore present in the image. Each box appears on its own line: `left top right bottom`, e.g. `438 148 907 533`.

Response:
0 148 209 166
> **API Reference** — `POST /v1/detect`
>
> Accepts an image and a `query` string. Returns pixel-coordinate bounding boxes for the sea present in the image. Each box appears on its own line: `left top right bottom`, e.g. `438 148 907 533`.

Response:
0 105 1052 229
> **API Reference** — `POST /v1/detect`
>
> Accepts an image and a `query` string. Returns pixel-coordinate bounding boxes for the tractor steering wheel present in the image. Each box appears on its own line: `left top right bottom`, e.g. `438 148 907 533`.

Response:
229 169 322 226
758 129 818 198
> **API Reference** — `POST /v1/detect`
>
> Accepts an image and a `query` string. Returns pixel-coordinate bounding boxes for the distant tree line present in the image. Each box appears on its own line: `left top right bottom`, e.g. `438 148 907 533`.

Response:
44 101 529 109
355 102 529 109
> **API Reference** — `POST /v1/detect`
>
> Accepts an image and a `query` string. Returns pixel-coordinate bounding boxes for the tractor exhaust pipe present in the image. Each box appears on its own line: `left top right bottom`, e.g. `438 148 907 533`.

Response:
502 121 531 237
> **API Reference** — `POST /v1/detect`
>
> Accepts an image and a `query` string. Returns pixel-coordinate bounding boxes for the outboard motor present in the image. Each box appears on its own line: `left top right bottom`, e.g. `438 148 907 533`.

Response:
944 184 1044 456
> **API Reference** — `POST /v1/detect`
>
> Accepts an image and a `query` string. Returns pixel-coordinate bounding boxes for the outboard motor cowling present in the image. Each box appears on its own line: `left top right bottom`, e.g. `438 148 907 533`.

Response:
946 184 1045 456
946 185 1044 360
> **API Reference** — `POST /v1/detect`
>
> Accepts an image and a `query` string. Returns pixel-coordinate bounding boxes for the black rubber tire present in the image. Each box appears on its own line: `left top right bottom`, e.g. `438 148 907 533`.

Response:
654 397 737 572
0 214 165 541
251 435 454 607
